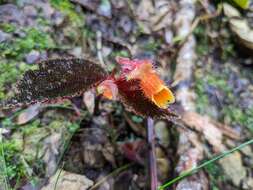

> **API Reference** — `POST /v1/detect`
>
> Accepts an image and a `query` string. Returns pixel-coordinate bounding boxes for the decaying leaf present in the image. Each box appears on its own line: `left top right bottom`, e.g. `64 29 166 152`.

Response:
71 0 112 18
43 133 62 176
81 128 116 168
16 103 41 125
182 111 225 152
223 3 253 50
83 90 96 114
156 147 170 180
119 140 146 164
181 111 240 152
1 58 108 108
41 170 94 190
175 128 208 190
219 152 247 186
176 171 209 190
177 147 203 173
136 0 174 33
155 121 170 148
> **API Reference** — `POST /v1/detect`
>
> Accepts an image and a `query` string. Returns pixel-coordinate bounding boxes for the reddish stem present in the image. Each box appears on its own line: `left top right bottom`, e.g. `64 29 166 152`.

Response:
147 117 158 190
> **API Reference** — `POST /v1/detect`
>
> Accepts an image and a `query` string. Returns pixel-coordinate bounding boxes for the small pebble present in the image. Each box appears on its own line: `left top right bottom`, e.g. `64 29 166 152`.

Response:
0 30 10 43
25 50 40 64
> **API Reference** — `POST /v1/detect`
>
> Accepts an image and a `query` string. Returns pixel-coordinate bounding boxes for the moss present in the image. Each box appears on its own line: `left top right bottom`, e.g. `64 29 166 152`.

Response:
0 23 16 33
0 26 55 100
194 25 209 56
66 123 79 133
50 0 84 26
143 39 161 52
223 106 253 133
21 120 41 136
111 50 129 58
83 27 96 39
0 60 37 100
195 68 253 133
136 22 146 35
0 139 26 187
0 119 42 187
0 116 79 188
205 163 225 190
194 21 235 60
1 28 55 59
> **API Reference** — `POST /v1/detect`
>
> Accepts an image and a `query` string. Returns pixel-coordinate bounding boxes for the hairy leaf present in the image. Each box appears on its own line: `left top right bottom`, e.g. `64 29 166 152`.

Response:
1 58 107 108
116 78 177 119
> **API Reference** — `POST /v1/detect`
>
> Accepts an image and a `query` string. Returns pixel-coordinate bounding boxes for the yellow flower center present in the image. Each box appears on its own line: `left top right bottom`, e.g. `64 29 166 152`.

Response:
152 86 175 108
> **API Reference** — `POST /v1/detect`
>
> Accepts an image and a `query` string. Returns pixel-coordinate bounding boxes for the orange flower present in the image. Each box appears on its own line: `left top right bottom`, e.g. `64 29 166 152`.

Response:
116 58 175 108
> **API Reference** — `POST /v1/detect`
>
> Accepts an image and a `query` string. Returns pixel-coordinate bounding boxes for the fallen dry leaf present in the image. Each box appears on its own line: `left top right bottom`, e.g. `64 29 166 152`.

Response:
41 170 93 190
136 0 174 33
182 111 225 152
43 133 62 176
172 1 210 189
83 90 95 114
223 3 253 50
175 128 208 190
176 171 209 190
156 147 170 180
155 121 170 148
16 103 41 125
219 151 247 186
81 128 116 168
118 140 146 164
71 0 112 18
177 148 203 173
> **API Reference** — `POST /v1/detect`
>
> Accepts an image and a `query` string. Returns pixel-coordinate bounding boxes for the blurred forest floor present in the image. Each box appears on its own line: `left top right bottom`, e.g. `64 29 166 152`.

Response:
0 0 253 190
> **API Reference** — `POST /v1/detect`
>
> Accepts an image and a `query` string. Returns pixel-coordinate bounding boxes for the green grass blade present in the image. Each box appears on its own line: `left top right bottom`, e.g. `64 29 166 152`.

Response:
159 139 253 190
53 164 64 190
0 135 10 190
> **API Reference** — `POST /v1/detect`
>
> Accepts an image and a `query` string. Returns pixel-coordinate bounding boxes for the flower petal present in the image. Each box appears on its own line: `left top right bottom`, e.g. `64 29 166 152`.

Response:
115 78 177 119
97 79 118 100
152 86 175 108
116 57 175 109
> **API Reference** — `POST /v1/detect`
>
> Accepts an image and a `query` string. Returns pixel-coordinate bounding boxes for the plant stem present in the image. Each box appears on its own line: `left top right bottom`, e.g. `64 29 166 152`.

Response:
147 117 158 190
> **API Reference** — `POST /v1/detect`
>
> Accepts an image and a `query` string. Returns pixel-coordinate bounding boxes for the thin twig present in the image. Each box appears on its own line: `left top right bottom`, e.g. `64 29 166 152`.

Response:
147 117 158 190
96 30 106 68
168 4 223 65
177 3 223 47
